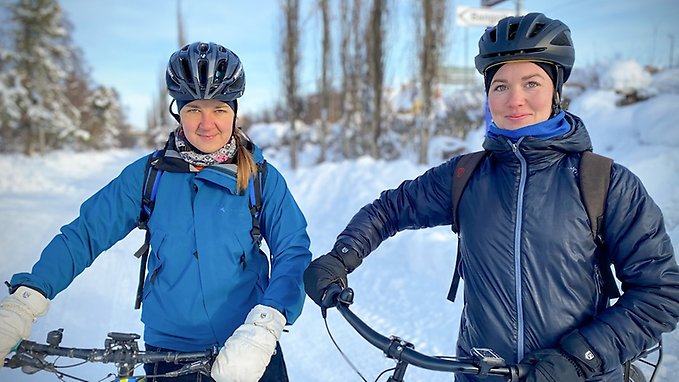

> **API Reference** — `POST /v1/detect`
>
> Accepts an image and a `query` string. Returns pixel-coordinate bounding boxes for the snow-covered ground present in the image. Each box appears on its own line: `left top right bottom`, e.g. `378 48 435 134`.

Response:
1 76 678 381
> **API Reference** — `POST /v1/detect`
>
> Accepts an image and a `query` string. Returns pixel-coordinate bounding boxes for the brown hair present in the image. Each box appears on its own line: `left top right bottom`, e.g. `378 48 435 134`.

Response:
234 129 257 193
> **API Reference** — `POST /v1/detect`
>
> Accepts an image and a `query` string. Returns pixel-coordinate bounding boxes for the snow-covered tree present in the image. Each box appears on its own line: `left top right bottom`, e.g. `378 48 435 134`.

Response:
145 75 174 149
5 0 81 154
78 85 134 150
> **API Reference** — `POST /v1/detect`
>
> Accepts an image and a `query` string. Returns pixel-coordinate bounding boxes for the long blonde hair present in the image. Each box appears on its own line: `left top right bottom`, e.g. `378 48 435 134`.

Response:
234 129 258 193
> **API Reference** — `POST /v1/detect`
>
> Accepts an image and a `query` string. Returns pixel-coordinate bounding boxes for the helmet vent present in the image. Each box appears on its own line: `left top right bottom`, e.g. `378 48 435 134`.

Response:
179 57 192 81
507 23 519 40
215 60 227 82
197 59 208 88
550 31 572 46
528 23 545 38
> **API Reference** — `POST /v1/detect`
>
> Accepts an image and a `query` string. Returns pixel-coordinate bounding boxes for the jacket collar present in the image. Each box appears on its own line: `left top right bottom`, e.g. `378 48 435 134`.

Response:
154 133 265 193
482 112 593 168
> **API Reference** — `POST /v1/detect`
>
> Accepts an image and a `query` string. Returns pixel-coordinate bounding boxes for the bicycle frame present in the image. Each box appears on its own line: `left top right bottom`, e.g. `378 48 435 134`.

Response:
331 286 527 382
3 329 216 382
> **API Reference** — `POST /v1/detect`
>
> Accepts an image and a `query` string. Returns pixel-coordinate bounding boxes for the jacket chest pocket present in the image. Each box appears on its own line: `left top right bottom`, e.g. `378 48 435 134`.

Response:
233 234 270 293
144 229 195 295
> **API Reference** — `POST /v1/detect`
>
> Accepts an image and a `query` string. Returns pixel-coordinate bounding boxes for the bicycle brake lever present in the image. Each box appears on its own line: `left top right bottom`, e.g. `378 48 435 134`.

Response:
161 359 213 378
320 283 347 318
337 287 354 305
5 353 46 374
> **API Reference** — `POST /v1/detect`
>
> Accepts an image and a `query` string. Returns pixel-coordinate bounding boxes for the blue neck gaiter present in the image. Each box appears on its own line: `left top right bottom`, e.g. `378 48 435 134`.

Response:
487 111 570 142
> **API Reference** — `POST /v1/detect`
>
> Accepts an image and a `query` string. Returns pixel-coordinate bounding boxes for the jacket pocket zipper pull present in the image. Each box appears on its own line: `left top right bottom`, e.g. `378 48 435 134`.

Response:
240 253 247 271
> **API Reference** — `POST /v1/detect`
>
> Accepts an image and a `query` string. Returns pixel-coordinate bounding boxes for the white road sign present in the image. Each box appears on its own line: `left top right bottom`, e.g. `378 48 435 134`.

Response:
456 6 516 27
481 0 508 6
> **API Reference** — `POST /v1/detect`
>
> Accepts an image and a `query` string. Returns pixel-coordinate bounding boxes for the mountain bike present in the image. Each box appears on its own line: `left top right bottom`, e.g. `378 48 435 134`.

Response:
3 328 217 381
324 284 663 382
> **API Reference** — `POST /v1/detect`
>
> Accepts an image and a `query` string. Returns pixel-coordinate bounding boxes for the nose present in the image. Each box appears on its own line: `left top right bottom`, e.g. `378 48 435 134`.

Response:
507 89 526 108
200 110 216 127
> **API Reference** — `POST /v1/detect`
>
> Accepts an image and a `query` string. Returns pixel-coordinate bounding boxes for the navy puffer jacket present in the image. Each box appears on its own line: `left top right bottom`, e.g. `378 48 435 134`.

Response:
334 113 679 381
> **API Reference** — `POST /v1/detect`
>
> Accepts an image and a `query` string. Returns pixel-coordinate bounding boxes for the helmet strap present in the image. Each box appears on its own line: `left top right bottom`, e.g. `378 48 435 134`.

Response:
231 100 238 131
551 66 565 117
169 99 181 123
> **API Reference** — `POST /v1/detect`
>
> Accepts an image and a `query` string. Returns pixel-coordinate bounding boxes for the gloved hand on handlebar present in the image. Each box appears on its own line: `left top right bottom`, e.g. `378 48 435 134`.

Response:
303 243 362 309
520 329 604 382
0 286 50 361
211 304 286 382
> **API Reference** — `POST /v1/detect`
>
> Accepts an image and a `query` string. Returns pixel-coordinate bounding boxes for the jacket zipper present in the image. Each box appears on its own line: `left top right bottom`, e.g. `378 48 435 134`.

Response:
511 139 527 362
593 264 603 311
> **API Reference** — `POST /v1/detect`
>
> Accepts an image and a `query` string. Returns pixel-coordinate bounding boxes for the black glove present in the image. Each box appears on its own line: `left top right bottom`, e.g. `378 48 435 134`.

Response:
521 330 603 382
303 243 362 309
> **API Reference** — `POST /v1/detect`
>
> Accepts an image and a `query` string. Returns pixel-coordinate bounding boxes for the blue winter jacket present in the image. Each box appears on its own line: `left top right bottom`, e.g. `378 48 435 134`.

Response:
333 113 679 381
11 143 311 352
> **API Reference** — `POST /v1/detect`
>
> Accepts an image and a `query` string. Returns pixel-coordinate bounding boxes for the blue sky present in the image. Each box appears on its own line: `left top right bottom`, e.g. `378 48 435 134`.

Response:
59 0 679 130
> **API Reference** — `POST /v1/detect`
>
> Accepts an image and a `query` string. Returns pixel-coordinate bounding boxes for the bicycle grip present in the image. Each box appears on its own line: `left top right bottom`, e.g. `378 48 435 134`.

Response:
510 363 530 381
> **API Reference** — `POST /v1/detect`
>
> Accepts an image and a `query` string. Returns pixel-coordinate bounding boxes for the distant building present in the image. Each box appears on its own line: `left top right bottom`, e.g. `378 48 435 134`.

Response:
439 66 481 87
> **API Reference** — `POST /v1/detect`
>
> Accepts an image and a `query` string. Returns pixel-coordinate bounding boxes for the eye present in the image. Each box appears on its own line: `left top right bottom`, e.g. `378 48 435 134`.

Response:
492 84 507 92
526 80 541 88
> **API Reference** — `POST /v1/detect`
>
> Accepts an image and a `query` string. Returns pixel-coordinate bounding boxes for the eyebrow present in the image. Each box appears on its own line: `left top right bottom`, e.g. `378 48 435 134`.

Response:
184 103 230 109
492 73 546 84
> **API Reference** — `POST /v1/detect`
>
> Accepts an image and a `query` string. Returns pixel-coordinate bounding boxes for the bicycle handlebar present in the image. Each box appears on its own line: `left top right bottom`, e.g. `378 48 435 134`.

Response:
332 286 528 381
6 341 214 365
3 329 216 380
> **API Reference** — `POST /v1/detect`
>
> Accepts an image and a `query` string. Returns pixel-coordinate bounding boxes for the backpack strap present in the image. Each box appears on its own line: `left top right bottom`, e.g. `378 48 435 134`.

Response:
133 150 164 310
451 151 488 234
579 151 619 298
447 151 488 302
249 161 267 246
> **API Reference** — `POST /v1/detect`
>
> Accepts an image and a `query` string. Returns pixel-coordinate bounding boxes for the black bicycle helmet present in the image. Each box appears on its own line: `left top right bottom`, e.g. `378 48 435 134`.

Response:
166 41 245 102
475 13 575 82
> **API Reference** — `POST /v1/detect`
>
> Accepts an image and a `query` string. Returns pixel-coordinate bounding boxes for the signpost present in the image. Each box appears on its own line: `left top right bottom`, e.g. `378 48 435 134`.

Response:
481 0 507 6
456 5 515 27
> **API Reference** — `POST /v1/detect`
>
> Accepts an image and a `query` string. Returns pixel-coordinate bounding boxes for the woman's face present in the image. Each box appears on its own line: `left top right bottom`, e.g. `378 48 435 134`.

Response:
179 99 234 153
487 61 554 130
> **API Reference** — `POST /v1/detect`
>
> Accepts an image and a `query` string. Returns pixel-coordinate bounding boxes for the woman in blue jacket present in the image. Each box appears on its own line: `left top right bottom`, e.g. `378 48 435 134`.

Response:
304 13 679 382
0 42 311 382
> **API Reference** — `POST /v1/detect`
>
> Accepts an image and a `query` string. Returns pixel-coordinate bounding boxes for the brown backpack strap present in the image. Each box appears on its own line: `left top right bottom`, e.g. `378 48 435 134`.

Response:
451 151 488 233
579 151 619 298
447 151 488 302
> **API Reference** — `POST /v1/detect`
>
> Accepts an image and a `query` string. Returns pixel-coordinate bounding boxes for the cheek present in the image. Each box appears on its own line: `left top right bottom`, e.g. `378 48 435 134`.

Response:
533 92 553 114
487 94 503 117
181 121 199 137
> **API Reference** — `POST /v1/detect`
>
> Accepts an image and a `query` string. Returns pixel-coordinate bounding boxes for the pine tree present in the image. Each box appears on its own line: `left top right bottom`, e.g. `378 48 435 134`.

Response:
80 86 134 150
6 0 82 154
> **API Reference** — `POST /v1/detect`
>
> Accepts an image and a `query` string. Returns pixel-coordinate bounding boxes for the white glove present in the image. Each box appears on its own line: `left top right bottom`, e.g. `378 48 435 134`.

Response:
0 286 49 361
211 304 286 382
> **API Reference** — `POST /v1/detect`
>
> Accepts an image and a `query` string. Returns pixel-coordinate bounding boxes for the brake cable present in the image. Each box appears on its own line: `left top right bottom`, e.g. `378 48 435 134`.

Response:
323 314 369 382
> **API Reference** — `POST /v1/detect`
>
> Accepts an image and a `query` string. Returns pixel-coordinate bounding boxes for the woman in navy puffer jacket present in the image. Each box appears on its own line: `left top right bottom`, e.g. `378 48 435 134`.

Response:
304 13 679 382
0 42 311 382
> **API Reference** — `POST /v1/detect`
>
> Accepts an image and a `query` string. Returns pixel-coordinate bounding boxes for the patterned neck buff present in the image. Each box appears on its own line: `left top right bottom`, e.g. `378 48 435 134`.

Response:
172 126 238 167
